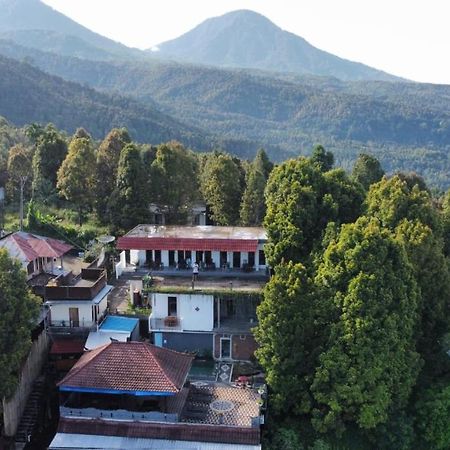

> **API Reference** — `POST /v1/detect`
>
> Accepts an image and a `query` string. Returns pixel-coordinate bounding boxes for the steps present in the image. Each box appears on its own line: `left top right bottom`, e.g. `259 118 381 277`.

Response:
14 377 46 444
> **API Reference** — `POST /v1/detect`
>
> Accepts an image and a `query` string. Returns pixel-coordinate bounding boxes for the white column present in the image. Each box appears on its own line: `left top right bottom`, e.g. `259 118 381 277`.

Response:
241 252 248 266
212 251 220 268
255 250 260 271
227 252 233 268
161 250 169 267
192 251 196 264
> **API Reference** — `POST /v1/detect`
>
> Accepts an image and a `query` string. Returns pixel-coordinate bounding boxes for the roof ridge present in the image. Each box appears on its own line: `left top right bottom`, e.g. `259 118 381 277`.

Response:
142 343 178 392
57 343 109 386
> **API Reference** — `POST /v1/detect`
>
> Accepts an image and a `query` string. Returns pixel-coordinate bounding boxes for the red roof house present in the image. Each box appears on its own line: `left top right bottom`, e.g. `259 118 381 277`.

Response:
58 341 194 396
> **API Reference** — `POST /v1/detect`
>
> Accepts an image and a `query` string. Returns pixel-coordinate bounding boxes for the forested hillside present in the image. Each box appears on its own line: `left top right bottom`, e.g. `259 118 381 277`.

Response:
0 54 229 152
2 40 449 188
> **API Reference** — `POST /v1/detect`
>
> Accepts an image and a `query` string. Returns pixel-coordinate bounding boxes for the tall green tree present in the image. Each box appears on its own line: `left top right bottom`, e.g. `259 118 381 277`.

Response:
32 124 67 202
0 249 40 398
366 175 439 232
109 143 150 231
351 153 384 190
240 150 272 226
264 157 364 266
395 219 450 378
56 133 96 225
7 144 32 229
311 217 421 433
255 262 327 415
441 189 450 257
311 144 334 172
415 383 450 450
200 152 243 225
95 128 131 220
151 141 199 224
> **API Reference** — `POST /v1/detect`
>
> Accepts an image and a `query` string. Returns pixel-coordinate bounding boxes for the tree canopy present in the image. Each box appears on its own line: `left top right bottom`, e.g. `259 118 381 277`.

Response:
0 249 40 399
56 132 95 224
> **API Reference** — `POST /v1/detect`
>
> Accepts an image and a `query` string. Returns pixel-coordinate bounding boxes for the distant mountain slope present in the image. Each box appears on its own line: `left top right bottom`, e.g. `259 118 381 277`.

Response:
0 54 213 148
0 29 116 60
0 0 139 59
154 10 400 82
3 40 450 187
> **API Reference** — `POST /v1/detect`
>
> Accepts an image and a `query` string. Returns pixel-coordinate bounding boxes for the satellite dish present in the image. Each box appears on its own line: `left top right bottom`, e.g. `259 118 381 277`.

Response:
97 235 115 244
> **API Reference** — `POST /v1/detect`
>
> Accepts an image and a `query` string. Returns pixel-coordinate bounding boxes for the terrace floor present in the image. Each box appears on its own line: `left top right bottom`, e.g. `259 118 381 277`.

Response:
181 382 261 428
149 275 265 292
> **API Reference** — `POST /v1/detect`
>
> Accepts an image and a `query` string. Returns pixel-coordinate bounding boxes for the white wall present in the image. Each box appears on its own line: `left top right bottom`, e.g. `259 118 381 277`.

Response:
49 302 94 327
116 251 126 279
152 293 214 331
48 294 109 327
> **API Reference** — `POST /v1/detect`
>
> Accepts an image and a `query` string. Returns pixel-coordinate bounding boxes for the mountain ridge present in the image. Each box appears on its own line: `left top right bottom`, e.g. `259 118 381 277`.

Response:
153 9 401 82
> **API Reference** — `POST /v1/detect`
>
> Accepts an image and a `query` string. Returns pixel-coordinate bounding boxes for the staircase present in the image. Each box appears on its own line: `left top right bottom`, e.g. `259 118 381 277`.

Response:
14 376 46 446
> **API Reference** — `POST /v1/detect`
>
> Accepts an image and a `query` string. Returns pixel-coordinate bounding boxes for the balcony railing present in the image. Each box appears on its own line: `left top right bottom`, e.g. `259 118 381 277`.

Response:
60 406 178 423
48 319 97 329
149 315 183 331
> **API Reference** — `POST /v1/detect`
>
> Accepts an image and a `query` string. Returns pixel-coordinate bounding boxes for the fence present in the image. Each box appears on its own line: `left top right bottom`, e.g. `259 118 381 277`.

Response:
2 330 50 437
60 406 178 423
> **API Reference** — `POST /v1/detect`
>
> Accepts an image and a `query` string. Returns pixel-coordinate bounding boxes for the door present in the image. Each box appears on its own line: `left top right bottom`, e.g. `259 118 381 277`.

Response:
220 337 231 359
154 332 163 347
69 307 79 327
168 296 177 316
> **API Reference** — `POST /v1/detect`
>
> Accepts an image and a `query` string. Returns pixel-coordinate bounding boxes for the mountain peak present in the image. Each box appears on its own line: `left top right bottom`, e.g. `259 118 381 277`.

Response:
154 9 398 82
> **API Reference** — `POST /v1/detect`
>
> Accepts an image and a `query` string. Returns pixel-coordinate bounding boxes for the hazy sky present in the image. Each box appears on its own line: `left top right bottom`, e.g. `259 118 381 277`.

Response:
42 0 450 84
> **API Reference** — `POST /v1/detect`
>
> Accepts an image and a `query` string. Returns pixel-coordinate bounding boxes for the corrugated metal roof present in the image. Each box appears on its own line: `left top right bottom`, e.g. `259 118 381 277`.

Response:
49 433 262 449
117 237 259 252
85 332 129 351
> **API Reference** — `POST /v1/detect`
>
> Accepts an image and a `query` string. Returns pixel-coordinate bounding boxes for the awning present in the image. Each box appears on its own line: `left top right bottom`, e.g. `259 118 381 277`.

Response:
117 237 258 252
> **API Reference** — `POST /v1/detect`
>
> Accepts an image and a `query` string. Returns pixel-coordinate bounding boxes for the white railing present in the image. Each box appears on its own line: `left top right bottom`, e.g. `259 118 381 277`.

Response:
60 406 178 423
149 315 183 331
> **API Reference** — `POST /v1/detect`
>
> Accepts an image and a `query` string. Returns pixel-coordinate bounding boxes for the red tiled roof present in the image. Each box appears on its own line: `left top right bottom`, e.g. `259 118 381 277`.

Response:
57 342 193 394
57 418 261 445
0 231 72 263
117 237 258 252
50 340 86 355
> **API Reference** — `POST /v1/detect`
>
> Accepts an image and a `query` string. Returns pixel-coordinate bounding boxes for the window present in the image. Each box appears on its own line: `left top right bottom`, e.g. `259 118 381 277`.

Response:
168 296 177 316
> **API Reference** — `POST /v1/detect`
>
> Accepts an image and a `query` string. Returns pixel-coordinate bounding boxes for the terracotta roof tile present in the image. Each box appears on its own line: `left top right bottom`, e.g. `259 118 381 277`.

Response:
58 418 261 445
57 342 193 394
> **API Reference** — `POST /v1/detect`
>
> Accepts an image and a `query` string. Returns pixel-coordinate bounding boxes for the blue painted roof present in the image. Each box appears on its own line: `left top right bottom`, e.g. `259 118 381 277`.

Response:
100 316 139 333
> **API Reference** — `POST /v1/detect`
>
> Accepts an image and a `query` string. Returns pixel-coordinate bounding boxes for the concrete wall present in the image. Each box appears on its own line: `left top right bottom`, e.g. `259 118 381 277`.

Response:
160 332 213 353
213 333 257 361
2 330 50 437
151 293 214 331
115 251 126 279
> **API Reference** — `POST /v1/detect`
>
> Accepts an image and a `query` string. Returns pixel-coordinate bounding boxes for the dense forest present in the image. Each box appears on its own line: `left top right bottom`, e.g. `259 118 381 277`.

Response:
1 40 449 188
256 149 450 449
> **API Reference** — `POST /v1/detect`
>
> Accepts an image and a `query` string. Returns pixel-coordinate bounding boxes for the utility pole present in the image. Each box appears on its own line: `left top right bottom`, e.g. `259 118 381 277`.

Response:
19 176 28 231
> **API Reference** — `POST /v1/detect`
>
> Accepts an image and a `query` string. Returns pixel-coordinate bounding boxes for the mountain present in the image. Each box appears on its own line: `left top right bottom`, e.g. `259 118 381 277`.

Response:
0 0 140 59
154 10 400 82
0 54 213 148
